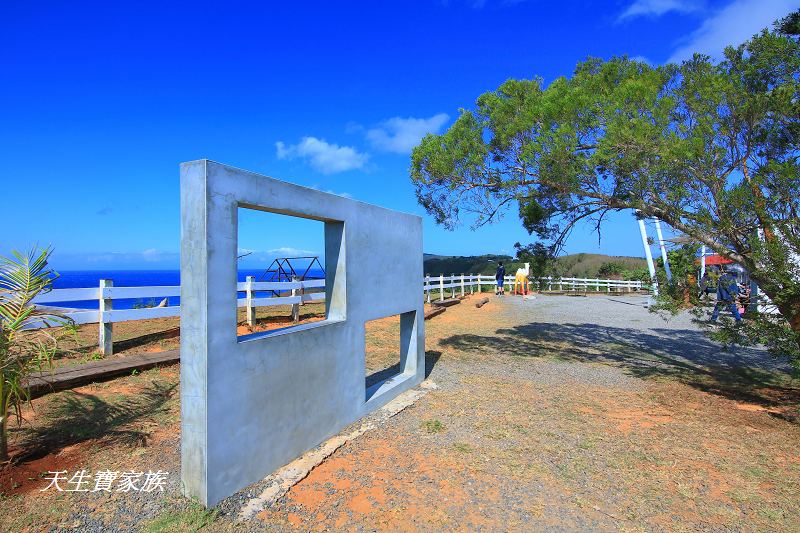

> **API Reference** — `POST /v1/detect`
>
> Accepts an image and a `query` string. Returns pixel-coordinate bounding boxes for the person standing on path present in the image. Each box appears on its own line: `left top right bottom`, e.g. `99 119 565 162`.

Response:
495 262 506 297
710 268 742 323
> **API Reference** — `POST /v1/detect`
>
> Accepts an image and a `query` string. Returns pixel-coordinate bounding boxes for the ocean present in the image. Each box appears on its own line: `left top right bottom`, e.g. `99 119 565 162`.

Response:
49 269 325 310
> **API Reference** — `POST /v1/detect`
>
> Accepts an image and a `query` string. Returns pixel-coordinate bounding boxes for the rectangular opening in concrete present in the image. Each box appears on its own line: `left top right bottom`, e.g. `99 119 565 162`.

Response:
364 310 417 402
236 206 328 340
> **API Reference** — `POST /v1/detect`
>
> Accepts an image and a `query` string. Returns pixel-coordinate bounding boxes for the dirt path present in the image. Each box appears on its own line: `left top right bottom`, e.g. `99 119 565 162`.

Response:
2 293 799 531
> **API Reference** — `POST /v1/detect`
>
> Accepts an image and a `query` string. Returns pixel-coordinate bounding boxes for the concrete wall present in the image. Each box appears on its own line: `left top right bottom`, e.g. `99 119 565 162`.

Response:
180 160 425 506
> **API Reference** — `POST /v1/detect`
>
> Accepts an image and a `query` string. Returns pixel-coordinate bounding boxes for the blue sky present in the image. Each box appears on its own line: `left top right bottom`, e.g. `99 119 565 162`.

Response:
2 0 797 270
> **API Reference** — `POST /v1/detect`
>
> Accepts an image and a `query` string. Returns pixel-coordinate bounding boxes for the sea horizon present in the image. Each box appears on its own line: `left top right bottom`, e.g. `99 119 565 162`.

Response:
49 268 325 310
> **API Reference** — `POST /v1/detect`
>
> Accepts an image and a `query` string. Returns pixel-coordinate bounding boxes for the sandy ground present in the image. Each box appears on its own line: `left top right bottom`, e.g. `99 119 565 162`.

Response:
1 293 799 531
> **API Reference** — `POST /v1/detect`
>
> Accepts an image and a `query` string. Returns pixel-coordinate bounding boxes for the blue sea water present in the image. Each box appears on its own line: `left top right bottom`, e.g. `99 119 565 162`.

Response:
49 269 325 310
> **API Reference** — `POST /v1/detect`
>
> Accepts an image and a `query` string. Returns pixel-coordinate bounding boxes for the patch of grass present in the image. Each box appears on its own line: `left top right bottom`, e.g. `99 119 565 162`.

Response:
422 419 445 433
744 466 767 478
758 507 784 521
85 351 104 362
453 442 472 453
142 502 218 532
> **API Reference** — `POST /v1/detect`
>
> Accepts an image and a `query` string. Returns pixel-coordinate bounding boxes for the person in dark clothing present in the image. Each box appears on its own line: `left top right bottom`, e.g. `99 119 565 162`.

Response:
495 262 506 296
698 272 714 299
710 269 742 322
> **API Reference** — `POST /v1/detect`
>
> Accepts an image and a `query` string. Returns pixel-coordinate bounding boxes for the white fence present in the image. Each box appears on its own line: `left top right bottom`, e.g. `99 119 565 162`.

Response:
30 274 643 355
31 277 326 327
422 274 644 303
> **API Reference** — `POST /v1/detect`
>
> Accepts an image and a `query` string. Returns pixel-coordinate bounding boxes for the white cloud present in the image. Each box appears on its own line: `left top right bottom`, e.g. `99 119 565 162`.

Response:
275 137 368 174
142 248 162 261
266 247 317 256
668 0 800 63
366 113 450 154
618 0 700 21
308 184 353 199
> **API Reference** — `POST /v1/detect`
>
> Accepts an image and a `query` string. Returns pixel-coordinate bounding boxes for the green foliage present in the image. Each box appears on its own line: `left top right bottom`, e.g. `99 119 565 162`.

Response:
513 242 554 279
422 419 445 433
143 501 218 532
424 252 646 279
776 8 800 35
423 254 513 276
651 244 800 373
597 261 625 277
0 247 72 460
548 253 647 279
621 268 650 282
132 298 158 309
411 20 800 363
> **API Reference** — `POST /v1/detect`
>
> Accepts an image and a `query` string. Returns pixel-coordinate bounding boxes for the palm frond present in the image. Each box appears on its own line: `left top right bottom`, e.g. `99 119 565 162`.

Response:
0 247 59 332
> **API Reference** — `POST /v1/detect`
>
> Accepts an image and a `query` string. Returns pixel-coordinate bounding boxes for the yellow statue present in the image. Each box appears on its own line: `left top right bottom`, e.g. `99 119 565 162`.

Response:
514 262 530 295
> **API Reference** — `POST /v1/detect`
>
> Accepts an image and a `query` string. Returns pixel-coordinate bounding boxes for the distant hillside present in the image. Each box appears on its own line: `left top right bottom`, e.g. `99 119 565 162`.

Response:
423 253 647 279
423 254 513 276
553 253 647 278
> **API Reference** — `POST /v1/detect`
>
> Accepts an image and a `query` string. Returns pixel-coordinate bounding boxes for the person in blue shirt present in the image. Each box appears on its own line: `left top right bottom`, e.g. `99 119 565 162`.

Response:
495 262 506 297
710 268 742 323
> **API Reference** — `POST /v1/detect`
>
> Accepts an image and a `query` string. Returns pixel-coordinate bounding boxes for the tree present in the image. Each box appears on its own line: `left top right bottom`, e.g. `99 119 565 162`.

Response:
513 242 554 279
777 9 800 36
411 22 800 363
597 261 625 278
0 248 68 461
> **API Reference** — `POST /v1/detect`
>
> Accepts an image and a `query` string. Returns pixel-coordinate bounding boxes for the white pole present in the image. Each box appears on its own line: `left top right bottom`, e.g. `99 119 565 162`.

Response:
439 274 444 302
99 279 113 356
460 274 465 298
637 215 659 297
700 244 707 279
291 275 300 323
653 218 672 282
426 275 431 304
246 275 256 327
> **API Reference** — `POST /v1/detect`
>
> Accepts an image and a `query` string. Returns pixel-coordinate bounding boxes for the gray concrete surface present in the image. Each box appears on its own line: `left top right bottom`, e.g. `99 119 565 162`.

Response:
494 294 791 373
180 160 425 506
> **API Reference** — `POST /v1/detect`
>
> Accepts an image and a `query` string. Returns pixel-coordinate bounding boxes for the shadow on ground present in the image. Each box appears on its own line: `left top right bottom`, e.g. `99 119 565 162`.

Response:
11 380 177 462
440 322 799 418
365 350 441 389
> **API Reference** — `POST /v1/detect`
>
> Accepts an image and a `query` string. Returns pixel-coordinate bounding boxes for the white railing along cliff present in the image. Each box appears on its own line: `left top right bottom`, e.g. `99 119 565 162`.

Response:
30 274 644 354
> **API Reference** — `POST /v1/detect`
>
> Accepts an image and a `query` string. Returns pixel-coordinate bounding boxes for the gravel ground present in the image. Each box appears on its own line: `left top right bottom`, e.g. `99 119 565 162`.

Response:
499 294 791 372
2 292 798 531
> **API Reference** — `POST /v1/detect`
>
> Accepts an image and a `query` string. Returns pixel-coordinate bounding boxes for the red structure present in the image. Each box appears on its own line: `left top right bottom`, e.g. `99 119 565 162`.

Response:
698 254 733 266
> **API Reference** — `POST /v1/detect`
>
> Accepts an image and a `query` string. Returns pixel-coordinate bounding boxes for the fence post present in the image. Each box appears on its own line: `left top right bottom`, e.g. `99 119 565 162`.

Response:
291 275 300 323
425 275 431 304
299 275 305 307
246 275 256 327
439 274 445 302
99 279 113 356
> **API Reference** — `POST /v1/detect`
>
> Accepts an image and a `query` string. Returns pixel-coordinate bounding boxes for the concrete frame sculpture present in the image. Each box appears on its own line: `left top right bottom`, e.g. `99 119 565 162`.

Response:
180 160 425 506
